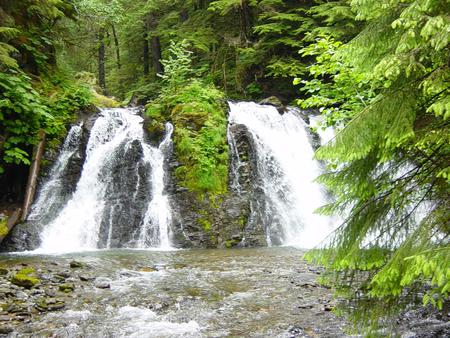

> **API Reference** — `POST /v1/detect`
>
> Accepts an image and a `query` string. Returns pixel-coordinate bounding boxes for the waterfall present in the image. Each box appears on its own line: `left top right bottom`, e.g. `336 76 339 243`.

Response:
35 108 173 253
28 124 83 224
138 123 173 249
228 102 336 248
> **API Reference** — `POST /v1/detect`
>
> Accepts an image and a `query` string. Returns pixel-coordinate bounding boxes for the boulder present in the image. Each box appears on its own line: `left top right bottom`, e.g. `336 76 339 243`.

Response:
258 96 286 113
10 268 40 289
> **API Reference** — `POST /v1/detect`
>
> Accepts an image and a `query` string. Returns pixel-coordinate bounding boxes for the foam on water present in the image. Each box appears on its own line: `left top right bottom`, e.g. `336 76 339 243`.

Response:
228 102 336 248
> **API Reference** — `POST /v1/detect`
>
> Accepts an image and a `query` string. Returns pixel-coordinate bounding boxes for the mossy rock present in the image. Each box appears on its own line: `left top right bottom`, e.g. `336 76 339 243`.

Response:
92 91 120 108
69 261 83 269
0 218 8 237
224 238 241 249
11 268 40 288
35 297 65 312
58 283 75 293
197 218 212 231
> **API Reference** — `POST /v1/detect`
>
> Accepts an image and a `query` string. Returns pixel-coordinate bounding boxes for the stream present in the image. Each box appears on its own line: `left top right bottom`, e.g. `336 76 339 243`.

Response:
0 247 348 337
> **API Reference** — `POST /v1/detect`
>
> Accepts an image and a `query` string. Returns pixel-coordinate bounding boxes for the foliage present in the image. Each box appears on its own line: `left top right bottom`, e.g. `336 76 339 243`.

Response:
159 40 194 90
302 0 450 333
146 41 228 199
295 36 375 127
0 69 93 173
0 71 49 172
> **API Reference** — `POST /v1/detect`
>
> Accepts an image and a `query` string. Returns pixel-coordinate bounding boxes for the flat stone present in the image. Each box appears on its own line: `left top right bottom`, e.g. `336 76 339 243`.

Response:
79 274 95 282
0 315 10 322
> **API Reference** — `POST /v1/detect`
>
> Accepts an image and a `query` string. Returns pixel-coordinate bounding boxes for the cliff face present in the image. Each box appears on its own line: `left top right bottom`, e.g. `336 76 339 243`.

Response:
168 123 266 249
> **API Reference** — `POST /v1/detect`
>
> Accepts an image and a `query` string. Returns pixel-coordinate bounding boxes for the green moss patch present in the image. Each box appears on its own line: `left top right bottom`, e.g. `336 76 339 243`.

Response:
0 219 8 237
146 80 229 200
11 267 40 288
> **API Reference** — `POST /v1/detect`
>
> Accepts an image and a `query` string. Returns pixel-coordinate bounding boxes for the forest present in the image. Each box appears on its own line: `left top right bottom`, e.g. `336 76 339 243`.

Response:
0 0 449 336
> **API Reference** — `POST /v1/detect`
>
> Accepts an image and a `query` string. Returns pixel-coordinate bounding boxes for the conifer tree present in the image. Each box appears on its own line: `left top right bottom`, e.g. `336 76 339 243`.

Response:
302 0 450 333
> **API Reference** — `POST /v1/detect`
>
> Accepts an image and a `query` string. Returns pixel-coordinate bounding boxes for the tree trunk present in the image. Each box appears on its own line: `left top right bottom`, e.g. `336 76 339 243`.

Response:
111 24 121 70
147 13 164 76
239 0 252 45
143 21 150 76
151 36 164 75
21 130 45 222
98 27 106 93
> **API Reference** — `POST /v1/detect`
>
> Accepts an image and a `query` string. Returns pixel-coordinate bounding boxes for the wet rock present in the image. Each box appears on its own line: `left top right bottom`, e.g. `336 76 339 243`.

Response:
172 264 187 270
69 261 83 269
57 271 72 279
79 274 95 282
14 291 28 300
35 297 65 312
139 267 158 273
58 283 75 293
45 289 56 297
94 278 111 289
258 96 286 113
0 315 10 322
5 301 29 314
10 268 40 289
0 325 13 334
288 326 306 337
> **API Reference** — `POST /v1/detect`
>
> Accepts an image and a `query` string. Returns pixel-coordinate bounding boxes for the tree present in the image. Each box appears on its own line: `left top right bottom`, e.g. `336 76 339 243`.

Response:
302 0 450 333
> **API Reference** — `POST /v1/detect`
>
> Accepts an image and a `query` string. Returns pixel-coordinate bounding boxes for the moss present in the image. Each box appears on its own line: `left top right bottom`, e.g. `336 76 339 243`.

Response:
58 283 75 293
92 91 120 108
11 267 40 288
224 238 241 248
146 80 229 200
0 219 8 237
197 218 212 231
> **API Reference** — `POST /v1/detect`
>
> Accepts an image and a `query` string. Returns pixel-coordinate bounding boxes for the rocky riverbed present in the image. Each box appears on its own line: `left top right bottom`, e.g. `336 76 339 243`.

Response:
0 247 448 337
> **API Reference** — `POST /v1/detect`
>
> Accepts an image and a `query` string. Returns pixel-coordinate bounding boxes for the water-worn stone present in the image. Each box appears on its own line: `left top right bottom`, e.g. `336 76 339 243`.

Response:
10 268 40 289
69 261 83 269
79 274 95 282
0 325 13 334
35 298 65 312
258 96 286 113
94 278 111 289
58 283 75 293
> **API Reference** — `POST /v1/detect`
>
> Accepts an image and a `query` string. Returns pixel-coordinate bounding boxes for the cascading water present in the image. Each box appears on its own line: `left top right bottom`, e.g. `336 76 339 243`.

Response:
35 108 173 253
28 124 83 224
228 102 336 248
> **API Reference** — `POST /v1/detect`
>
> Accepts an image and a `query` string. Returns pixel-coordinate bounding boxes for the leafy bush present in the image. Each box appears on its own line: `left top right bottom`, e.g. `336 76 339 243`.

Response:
0 70 94 173
146 40 228 199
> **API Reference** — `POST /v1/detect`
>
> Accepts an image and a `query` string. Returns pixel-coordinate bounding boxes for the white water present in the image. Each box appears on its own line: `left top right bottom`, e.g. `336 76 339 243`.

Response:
28 124 83 222
138 123 173 249
228 102 336 248
36 108 173 253
309 115 335 145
